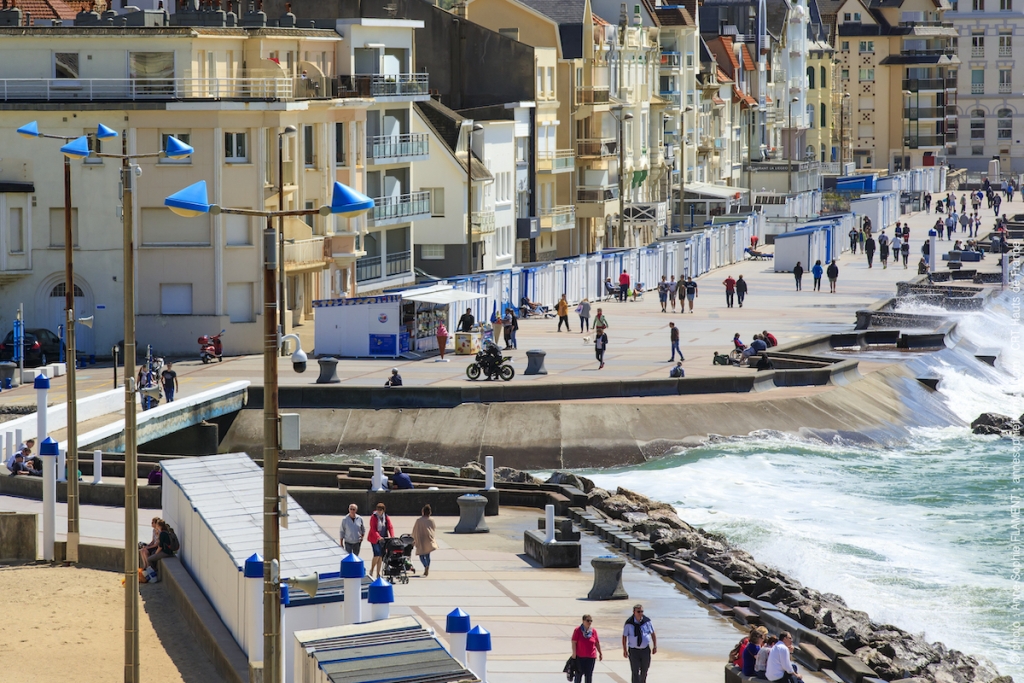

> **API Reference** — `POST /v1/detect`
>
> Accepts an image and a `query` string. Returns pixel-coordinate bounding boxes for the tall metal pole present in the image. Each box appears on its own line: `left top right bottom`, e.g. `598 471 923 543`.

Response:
121 140 140 683
618 114 625 249
63 156 80 563
263 215 281 683
278 132 286 356
466 141 473 275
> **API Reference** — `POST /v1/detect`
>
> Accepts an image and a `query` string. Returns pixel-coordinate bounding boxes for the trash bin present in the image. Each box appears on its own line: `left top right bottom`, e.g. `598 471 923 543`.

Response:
0 362 18 388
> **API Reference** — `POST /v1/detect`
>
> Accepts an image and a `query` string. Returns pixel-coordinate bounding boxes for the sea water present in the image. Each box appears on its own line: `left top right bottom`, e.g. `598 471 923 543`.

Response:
584 290 1024 679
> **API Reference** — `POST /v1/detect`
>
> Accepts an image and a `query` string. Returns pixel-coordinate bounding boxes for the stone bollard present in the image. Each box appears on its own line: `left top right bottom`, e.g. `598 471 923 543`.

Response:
454 494 489 534
445 608 471 665
588 555 628 600
524 349 547 375
315 357 341 384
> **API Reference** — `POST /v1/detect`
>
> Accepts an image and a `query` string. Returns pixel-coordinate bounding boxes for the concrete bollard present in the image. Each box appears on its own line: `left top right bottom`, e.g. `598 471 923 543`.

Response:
341 553 365 625
15 428 22 455
484 455 495 491
928 229 937 272
588 555 628 600
454 494 489 534
244 553 264 663
544 504 556 544
445 608 471 665
4 431 11 467
57 448 67 484
371 455 385 492
466 625 492 683
35 374 49 444
93 450 103 485
40 437 58 561
368 577 394 621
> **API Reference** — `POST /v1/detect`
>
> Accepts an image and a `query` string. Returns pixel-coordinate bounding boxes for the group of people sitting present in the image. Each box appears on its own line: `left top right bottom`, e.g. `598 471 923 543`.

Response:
138 516 178 582
733 331 778 358
731 627 804 683
5 438 39 476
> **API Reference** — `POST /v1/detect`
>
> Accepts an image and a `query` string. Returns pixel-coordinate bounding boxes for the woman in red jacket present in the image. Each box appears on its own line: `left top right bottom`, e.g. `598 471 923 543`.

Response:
367 502 395 578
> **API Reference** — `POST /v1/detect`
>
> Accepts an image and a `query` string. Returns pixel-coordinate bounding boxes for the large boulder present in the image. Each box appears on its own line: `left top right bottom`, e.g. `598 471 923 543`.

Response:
647 508 694 532
971 413 1020 435
460 462 485 480
599 494 647 520
587 487 611 507
616 487 676 513
649 527 699 554
494 466 541 484
546 471 585 490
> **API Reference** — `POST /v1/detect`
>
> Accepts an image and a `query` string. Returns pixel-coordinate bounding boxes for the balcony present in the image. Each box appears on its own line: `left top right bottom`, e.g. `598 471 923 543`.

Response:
1001 45 1013 57
906 135 946 148
576 86 611 104
367 191 431 227
0 76 326 102
538 205 576 232
660 90 682 107
660 51 682 69
335 73 429 99
946 77 959 90
283 237 327 271
386 250 411 277
902 78 950 92
354 250 412 282
623 201 667 229
355 255 382 282
972 83 984 94
366 133 429 162
905 107 945 119
537 149 575 173
471 210 496 235
576 138 618 157
972 46 985 57
1000 83 1012 94
576 185 619 203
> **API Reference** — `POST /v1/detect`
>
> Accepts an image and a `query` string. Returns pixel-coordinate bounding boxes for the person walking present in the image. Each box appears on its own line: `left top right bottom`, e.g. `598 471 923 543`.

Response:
161 362 178 403
502 308 514 349
367 503 394 579
683 276 698 313
623 604 656 683
865 235 876 268
722 275 736 308
593 308 609 337
491 311 504 347
579 298 591 333
618 269 630 302
668 275 679 313
736 275 748 307
793 262 804 291
557 294 571 332
657 276 669 313
826 260 839 293
436 321 449 362
594 331 608 370
571 614 603 683
945 213 955 240
668 322 684 362
877 231 890 269
811 260 823 291
411 504 438 577
340 504 365 555
901 238 910 268
924 192 932 213
849 226 859 253
959 211 969 234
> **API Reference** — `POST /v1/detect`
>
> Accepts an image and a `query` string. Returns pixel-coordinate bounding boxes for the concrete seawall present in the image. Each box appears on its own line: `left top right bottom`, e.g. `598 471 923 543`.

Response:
220 364 964 469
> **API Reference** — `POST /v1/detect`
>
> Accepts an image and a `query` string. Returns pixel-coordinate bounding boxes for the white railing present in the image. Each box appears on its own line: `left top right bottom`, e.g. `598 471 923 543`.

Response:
283 237 326 265
539 205 576 230
471 211 496 234
366 133 429 160
623 201 667 228
0 77 310 101
537 149 575 172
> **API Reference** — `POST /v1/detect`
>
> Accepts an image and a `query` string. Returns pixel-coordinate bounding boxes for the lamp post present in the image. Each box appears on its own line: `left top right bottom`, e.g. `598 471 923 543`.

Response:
788 96 799 193
166 179 372 683
278 125 297 355
613 108 634 248
680 106 693 233
465 123 483 275
901 89 912 172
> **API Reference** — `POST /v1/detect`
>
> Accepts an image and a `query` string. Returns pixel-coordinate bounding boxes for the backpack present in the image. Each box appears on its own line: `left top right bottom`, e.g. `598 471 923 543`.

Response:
167 527 180 553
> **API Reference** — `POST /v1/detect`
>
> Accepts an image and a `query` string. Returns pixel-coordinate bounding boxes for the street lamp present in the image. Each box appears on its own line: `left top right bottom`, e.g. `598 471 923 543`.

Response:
278 125 297 356
680 106 693 233
165 179 372 683
466 123 483 275
839 92 851 168
787 96 799 193
612 107 633 248
901 89 912 172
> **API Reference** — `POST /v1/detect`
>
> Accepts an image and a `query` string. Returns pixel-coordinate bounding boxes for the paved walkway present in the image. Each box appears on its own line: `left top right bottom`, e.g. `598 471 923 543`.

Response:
0 200 1006 410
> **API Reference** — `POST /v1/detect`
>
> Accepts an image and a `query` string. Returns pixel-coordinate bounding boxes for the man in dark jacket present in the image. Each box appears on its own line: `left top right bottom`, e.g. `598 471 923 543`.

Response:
826 260 839 293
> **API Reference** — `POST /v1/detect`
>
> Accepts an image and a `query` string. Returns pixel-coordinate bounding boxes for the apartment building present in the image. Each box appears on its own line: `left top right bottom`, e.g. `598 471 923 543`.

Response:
835 0 958 170
946 0 1024 171
806 4 836 164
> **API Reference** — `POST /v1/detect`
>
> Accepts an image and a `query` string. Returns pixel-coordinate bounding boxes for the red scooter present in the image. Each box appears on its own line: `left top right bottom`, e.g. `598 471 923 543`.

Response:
198 330 225 363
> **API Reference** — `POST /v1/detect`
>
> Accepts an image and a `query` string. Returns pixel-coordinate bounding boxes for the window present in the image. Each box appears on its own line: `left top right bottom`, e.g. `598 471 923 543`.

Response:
49 208 79 247
973 0 984 9
858 124 874 138
1002 0 1012 9
421 244 445 260
1000 33 1012 56
859 41 874 52
547 66 555 96
821 103 827 128
854 12 861 20
515 137 529 163
972 69 985 94
807 104 815 128
1000 69 1012 93
84 129 103 165
841 41 850 51
225 215 251 246
336 122 347 166
859 68 875 81
821 66 827 89
841 68 850 80
998 108 1012 138
54 52 79 78
807 66 816 89
303 125 315 167
129 52 174 95
428 188 444 216
973 145 985 155
972 34 985 57
159 132 191 164
226 283 254 323
844 12 851 20
224 132 248 163
971 110 986 139
537 67 544 98
160 284 193 315
8 208 23 253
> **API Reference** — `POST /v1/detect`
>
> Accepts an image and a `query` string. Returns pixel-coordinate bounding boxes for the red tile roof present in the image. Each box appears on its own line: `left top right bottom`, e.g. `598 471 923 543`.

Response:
717 68 733 83
740 44 757 71
592 13 610 25
8 0 79 20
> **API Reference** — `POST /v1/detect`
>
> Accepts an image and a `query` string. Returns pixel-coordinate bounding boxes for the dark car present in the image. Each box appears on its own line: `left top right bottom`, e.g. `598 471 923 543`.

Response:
0 328 66 367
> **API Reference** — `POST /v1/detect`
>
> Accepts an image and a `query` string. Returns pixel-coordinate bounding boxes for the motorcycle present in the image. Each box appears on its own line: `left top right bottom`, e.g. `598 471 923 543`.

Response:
466 341 515 381
198 330 225 364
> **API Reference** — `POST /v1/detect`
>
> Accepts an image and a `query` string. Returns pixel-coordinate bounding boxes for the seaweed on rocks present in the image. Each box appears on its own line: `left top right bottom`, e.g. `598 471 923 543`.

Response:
586 486 1012 683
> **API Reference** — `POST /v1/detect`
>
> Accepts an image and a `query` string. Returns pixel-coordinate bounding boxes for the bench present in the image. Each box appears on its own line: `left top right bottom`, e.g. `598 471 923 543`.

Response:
795 641 832 671
836 656 876 683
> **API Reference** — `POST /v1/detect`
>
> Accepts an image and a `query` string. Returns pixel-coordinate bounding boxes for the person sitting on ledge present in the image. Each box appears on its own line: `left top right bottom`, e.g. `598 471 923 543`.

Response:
391 466 414 490
743 630 765 677
755 635 777 679
743 334 768 359
766 632 803 683
8 453 39 476
669 361 684 378
148 464 163 486
762 330 778 348
384 368 403 387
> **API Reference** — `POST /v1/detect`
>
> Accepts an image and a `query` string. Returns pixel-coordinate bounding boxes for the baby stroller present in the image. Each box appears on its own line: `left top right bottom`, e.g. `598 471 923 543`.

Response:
382 534 416 584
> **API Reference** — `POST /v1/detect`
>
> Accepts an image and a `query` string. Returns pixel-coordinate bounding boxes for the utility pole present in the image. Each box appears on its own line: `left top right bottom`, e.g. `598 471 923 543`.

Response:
263 216 282 683
62 154 80 565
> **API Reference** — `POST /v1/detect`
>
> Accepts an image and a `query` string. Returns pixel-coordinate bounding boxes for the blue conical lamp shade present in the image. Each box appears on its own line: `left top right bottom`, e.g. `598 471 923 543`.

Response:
165 181 211 218
96 123 119 140
17 121 39 138
164 135 194 160
60 136 91 160
330 181 374 217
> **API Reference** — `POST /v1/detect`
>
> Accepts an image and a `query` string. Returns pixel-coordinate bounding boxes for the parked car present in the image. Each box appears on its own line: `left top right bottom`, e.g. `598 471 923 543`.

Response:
0 328 66 367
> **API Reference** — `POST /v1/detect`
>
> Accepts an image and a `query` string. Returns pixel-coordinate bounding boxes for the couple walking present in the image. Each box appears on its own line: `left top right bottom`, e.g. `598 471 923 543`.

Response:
567 604 656 683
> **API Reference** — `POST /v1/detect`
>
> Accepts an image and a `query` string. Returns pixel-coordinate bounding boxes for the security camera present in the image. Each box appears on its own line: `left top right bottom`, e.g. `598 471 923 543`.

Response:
281 333 307 373
134 165 142 178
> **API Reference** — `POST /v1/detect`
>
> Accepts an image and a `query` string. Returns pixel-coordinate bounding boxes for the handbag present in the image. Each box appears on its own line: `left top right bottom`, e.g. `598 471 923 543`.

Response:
563 656 578 681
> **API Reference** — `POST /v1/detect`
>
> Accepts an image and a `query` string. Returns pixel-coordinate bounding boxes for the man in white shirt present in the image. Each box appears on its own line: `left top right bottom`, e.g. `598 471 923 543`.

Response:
622 604 657 683
340 504 365 555
766 632 803 683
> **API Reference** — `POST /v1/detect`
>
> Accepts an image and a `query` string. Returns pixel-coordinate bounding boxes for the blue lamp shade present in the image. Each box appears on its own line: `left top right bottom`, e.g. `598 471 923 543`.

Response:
243 553 264 578
367 577 395 604
39 437 59 457
340 552 365 579
164 135 194 160
466 625 492 652
165 181 212 218
17 121 40 138
445 608 471 634
280 584 290 606
330 181 374 217
33 374 51 390
60 136 92 160
96 123 119 140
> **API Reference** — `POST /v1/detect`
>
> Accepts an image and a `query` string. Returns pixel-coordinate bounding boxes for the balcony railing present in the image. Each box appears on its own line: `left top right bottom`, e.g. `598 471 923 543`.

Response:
283 237 326 266
1001 45 1013 56
576 86 611 104
366 133 429 161
356 255 382 282
902 78 946 91
905 107 946 119
0 76 322 102
368 191 431 225
906 135 946 147
576 185 619 203
660 90 682 107
539 205 576 231
623 201 667 228
972 46 985 57
386 250 411 277
537 149 575 173
471 211 496 235
576 137 618 157
972 83 984 94
660 51 681 68
1000 83 1012 93
335 73 429 98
